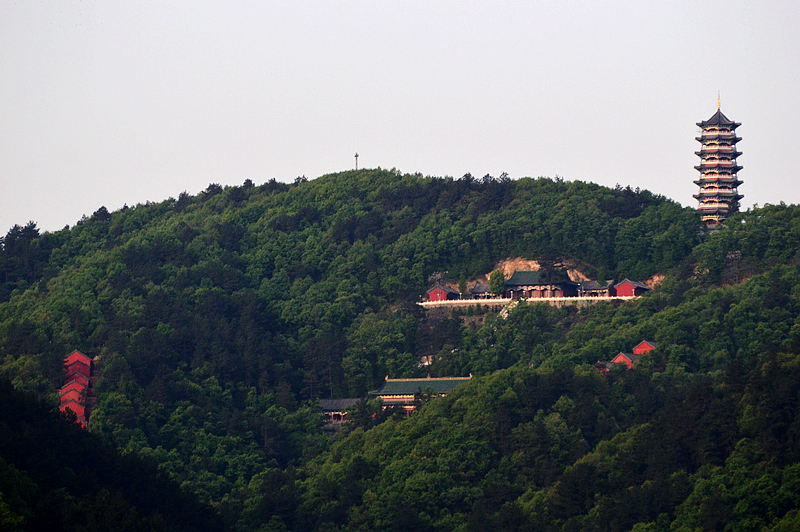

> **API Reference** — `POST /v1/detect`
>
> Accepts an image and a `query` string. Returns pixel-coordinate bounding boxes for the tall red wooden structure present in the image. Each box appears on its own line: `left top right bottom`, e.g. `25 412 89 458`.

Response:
59 351 95 428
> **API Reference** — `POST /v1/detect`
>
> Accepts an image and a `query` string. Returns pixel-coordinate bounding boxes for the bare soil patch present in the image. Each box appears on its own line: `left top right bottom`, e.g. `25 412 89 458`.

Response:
467 257 590 288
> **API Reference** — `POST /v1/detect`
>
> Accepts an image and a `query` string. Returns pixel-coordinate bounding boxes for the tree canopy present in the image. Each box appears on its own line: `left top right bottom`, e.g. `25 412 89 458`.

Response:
2 169 800 530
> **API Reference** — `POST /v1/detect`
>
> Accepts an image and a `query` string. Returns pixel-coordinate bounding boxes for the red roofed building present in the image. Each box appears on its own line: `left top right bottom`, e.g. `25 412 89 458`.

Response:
610 352 640 370
633 340 657 355
427 284 460 302
59 351 95 429
614 279 651 297
596 340 657 375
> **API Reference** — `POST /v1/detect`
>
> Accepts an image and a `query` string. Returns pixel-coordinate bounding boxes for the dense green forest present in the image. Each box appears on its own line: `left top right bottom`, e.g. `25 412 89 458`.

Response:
2 168 800 530
0 378 225 531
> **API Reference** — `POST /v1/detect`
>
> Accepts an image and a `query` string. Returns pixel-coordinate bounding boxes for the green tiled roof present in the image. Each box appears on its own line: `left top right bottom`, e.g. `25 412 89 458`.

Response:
470 283 490 294
505 270 574 286
319 398 361 412
505 271 542 286
369 376 472 396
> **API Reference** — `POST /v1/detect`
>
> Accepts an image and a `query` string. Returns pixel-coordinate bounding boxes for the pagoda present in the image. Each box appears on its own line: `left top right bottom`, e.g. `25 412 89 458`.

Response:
59 351 96 428
694 101 743 226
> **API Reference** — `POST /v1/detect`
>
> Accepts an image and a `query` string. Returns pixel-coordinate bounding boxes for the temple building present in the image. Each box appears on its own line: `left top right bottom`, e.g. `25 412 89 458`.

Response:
503 270 579 300
595 340 657 375
369 375 472 414
59 351 96 428
694 103 743 227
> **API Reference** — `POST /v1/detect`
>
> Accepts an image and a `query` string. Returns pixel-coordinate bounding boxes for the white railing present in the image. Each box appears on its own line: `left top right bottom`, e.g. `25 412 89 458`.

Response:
418 296 638 309
698 160 739 167
699 146 737 152
698 203 732 210
697 175 740 181
697 188 736 194
696 192 737 198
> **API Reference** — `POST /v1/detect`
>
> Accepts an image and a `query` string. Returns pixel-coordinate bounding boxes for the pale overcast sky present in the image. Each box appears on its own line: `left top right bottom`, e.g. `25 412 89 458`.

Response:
2 1 799 233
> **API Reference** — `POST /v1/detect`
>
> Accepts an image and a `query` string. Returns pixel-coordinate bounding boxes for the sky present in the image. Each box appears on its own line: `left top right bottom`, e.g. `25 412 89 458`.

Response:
2 1 799 234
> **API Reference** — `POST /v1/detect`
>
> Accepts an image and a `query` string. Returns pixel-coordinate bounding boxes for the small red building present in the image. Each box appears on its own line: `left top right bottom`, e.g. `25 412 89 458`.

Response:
632 340 657 355
614 279 651 297
427 284 460 302
610 352 640 370
596 340 656 375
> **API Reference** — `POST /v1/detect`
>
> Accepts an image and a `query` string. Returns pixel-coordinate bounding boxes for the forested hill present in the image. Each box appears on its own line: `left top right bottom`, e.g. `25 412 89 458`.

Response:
2 168 800 530
0 169 696 397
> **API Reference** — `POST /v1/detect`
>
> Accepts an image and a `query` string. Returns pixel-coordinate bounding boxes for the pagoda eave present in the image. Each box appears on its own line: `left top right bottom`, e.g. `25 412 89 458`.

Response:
693 182 743 189
694 165 743 173
694 150 742 158
696 111 741 129
694 176 742 182
693 194 743 201
695 136 742 143
698 208 736 215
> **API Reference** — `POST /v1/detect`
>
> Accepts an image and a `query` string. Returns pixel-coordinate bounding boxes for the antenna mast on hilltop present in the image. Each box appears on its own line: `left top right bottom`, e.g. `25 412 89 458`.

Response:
355 152 359 170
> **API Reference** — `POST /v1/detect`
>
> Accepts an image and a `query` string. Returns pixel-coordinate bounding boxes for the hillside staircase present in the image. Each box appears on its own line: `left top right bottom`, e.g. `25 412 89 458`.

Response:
499 299 519 319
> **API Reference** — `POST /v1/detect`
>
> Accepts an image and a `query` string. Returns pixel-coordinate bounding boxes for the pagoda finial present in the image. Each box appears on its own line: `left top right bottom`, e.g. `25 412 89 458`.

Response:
718 92 721 110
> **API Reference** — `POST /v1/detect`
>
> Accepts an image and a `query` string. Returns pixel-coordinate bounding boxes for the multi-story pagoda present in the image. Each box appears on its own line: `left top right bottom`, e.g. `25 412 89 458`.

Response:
694 103 743 227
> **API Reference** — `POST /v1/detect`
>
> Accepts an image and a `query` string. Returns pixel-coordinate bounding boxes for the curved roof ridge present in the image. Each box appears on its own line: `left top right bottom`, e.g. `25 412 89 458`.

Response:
697 109 741 129
383 375 472 382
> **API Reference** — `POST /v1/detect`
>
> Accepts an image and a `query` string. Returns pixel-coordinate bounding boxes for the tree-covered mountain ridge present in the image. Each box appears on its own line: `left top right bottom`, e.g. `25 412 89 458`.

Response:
2 168 800 530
